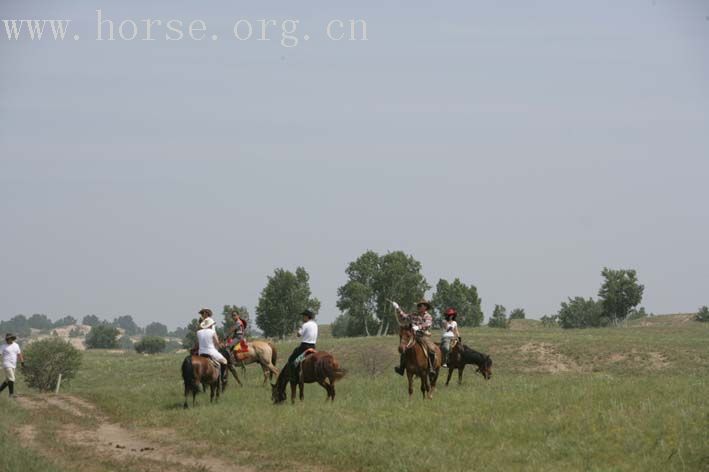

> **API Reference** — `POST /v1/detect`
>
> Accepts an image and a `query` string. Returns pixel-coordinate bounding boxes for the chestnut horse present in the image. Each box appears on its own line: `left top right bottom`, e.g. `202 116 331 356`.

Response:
225 340 279 386
181 355 222 408
271 351 346 404
398 325 442 399
444 342 493 386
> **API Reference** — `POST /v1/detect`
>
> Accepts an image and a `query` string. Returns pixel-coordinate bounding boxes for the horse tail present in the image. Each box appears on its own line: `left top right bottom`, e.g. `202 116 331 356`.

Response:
327 357 346 381
181 355 198 394
269 342 278 366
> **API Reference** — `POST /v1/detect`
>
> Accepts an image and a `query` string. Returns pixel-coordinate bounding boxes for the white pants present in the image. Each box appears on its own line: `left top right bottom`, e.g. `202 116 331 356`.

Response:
3 367 16 382
198 348 227 365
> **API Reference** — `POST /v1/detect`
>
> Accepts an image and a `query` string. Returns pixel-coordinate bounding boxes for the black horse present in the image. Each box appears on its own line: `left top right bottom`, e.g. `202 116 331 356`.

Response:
445 342 492 385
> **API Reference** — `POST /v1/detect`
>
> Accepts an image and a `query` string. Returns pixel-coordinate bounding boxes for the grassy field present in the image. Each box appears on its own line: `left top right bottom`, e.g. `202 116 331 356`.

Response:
2 315 708 471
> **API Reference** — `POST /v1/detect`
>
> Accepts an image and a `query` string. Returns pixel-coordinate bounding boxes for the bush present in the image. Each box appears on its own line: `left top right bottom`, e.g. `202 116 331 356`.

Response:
20 338 82 392
85 324 119 349
118 335 134 350
558 297 606 329
540 314 559 327
164 340 183 352
488 305 509 328
331 314 350 338
134 336 166 354
509 308 526 320
696 306 709 322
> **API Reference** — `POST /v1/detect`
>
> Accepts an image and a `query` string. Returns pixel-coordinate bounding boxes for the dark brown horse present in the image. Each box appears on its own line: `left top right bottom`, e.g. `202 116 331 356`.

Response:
271 351 346 404
398 325 442 399
181 355 222 408
444 342 493 386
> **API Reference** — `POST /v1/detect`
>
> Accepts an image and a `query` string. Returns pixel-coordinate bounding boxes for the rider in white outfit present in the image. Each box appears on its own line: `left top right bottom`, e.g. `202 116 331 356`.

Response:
197 318 227 365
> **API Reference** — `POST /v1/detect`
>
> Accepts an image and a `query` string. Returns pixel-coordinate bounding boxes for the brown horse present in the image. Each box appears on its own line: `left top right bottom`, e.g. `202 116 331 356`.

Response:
398 325 442 399
271 351 346 404
225 340 279 386
181 355 222 408
444 342 493 386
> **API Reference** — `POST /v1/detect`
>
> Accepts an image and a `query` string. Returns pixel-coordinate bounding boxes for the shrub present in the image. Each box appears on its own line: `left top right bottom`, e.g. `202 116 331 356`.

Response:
85 324 119 349
558 297 605 329
68 327 83 338
118 335 134 350
20 338 82 392
696 306 709 322
331 314 350 338
134 336 166 354
164 340 183 352
540 314 559 327
488 305 509 328
509 308 526 320
145 322 168 337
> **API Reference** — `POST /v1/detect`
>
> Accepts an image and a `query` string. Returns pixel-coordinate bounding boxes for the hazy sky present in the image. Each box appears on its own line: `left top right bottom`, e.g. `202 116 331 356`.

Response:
1 0 708 329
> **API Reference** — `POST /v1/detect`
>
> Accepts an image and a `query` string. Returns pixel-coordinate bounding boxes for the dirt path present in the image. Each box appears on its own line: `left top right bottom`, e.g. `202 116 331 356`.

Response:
15 395 257 472
520 342 581 373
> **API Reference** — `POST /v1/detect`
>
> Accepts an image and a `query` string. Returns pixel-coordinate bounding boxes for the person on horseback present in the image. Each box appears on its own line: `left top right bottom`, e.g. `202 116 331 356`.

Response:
226 309 246 348
394 299 437 375
287 309 318 380
440 307 461 368
197 317 228 381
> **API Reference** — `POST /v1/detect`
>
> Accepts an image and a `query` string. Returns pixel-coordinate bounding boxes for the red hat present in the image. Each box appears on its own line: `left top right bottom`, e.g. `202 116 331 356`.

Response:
444 308 457 318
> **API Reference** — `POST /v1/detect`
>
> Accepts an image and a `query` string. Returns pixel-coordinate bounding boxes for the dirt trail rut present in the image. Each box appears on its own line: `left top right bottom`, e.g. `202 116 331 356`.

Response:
15 395 257 472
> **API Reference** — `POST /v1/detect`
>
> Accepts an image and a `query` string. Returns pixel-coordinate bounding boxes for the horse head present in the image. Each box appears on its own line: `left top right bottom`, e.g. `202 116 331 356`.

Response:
398 325 414 354
478 355 493 380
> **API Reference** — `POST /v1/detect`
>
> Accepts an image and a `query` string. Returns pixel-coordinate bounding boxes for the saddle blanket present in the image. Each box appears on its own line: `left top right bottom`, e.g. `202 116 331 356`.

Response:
294 348 316 367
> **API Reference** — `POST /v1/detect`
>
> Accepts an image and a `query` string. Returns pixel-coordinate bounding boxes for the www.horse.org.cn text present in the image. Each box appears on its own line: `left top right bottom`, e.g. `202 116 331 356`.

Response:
1 10 369 47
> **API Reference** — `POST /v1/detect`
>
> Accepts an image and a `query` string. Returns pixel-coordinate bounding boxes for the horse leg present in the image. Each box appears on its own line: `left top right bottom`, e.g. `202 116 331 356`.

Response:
406 370 414 398
228 365 243 387
215 380 221 403
446 366 453 386
458 366 465 385
299 374 305 402
290 381 297 404
183 385 189 409
318 380 330 402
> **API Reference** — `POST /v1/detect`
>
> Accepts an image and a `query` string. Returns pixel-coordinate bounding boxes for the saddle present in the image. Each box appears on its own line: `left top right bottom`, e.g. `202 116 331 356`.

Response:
293 348 316 367
199 353 221 370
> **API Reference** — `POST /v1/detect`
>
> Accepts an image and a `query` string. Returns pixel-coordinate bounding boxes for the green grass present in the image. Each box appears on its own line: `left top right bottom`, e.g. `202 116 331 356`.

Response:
10 315 709 471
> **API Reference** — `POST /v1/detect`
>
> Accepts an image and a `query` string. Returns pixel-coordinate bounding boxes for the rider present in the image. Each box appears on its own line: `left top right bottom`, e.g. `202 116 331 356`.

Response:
394 299 437 376
287 309 318 380
440 307 461 367
197 317 228 381
226 309 246 348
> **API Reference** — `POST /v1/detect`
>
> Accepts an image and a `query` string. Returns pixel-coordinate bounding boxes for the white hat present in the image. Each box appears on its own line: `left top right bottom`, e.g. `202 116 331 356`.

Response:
200 318 216 330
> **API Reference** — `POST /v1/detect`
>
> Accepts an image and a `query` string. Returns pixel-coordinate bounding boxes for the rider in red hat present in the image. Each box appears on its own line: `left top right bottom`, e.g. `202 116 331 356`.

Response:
441 308 460 367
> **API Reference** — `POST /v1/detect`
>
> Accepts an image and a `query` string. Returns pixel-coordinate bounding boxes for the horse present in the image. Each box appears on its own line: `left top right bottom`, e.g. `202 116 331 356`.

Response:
444 342 493 386
224 340 279 387
398 324 442 399
181 355 222 408
271 351 346 404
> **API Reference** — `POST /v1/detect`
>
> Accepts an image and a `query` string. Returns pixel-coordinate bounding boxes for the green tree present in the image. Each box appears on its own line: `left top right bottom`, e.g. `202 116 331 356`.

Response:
20 338 82 392
558 297 605 329
112 315 141 335
27 314 53 330
696 306 709 322
509 308 526 320
144 322 168 337
598 268 644 325
0 315 31 338
431 278 483 327
134 336 166 354
256 267 320 338
488 305 509 328
181 318 200 349
372 251 430 335
336 250 380 337
82 315 101 326
540 314 559 327
85 324 120 349
53 316 77 327
117 335 134 350
168 326 188 338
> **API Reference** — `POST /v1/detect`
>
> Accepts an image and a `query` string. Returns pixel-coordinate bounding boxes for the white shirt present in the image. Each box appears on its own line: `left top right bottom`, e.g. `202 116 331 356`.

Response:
298 320 318 344
197 328 218 354
2 342 21 369
442 320 458 338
